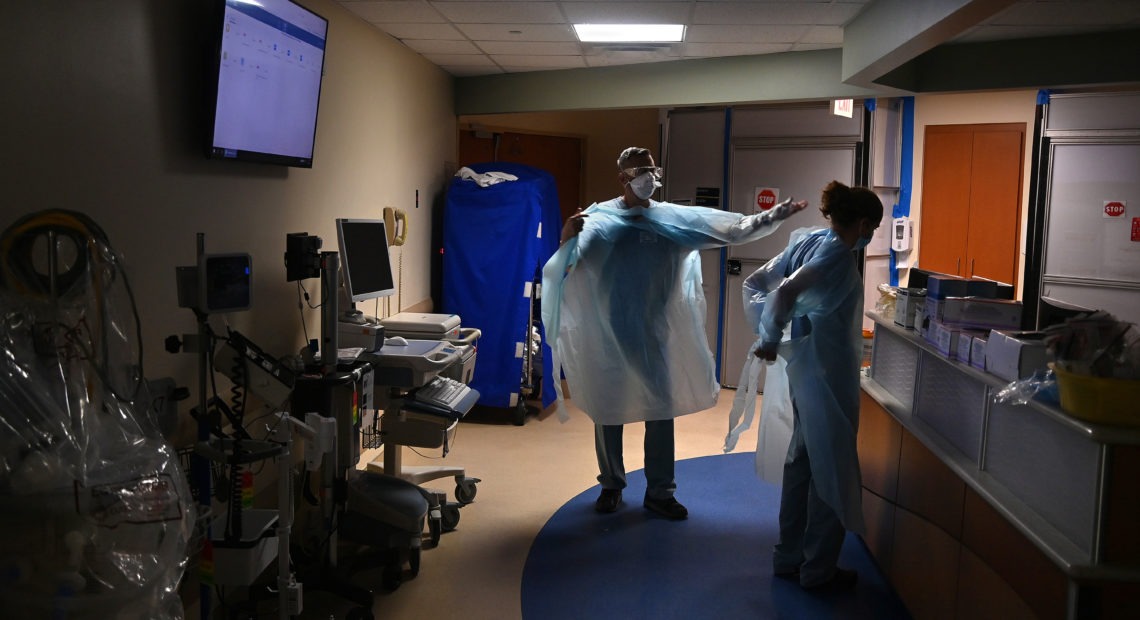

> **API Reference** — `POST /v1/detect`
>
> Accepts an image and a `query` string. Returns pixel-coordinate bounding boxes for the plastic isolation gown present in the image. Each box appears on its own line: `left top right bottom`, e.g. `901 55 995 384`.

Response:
724 227 866 534
541 198 790 425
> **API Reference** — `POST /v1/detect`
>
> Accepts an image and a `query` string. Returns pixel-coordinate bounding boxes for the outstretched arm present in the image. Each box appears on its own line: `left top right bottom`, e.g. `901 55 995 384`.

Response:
749 198 808 231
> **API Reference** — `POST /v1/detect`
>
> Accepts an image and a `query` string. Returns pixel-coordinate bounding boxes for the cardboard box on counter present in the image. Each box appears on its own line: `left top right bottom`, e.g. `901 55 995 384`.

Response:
895 288 926 328
927 274 971 300
925 273 1005 300
914 303 932 339
956 329 988 364
970 334 988 370
931 321 964 358
926 296 1023 331
985 330 1053 382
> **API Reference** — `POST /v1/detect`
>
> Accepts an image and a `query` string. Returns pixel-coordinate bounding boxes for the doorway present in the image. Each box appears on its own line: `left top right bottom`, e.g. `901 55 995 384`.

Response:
458 130 583 223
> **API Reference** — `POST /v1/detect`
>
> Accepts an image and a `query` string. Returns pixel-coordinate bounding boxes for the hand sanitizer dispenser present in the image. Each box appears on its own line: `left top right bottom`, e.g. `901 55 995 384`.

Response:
891 217 912 252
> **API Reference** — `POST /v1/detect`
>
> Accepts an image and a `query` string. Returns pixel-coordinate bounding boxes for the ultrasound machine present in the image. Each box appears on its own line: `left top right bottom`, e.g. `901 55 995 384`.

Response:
277 217 483 608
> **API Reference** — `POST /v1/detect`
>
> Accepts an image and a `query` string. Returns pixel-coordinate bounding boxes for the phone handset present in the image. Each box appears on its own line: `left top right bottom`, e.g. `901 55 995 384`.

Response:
383 207 408 247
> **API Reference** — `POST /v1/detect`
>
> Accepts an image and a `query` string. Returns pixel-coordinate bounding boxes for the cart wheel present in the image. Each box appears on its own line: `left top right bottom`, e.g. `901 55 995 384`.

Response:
513 401 527 426
382 563 403 592
455 478 478 504
427 512 442 547
441 504 461 531
409 547 421 577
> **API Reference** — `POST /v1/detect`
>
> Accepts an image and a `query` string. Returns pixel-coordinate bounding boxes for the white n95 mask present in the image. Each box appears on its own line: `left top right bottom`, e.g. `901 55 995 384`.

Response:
629 172 660 200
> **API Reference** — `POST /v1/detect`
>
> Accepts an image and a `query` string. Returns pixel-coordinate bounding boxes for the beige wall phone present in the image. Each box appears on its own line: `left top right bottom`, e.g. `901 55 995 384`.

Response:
382 207 407 316
383 207 407 247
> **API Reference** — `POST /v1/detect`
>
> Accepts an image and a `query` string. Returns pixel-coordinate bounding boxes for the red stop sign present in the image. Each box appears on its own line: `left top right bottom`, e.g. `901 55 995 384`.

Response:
757 189 777 211
1105 201 1125 217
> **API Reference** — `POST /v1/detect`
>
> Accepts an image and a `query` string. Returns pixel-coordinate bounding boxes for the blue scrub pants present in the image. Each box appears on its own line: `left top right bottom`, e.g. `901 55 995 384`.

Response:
595 420 676 500
772 405 846 587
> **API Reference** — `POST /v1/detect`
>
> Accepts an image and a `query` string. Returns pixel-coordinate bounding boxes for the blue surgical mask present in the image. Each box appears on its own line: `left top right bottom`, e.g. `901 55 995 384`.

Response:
853 235 873 251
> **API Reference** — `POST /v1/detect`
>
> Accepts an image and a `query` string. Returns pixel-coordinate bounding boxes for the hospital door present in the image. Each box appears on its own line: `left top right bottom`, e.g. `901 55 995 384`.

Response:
721 143 858 387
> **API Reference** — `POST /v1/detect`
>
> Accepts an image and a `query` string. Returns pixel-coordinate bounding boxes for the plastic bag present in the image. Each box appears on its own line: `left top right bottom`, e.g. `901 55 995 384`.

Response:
0 210 194 618
992 368 1060 407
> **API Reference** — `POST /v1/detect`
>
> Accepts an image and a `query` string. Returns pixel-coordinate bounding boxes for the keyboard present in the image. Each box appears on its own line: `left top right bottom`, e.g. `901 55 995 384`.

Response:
411 375 479 417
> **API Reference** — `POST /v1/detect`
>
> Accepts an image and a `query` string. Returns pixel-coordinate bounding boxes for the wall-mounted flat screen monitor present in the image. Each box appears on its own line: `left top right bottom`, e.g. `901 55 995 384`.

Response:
206 0 328 168
335 218 396 304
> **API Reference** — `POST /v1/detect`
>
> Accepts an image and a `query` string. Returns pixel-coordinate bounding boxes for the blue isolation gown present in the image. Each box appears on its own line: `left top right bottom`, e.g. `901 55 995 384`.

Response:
724 227 866 534
541 197 790 425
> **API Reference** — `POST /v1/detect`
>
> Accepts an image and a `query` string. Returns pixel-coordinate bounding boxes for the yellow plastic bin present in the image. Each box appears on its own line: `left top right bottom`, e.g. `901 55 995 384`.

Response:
1053 365 1140 427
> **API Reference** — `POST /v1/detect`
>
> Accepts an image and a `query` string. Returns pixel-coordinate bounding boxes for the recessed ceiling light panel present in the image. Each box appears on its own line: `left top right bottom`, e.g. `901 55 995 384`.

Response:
573 24 685 43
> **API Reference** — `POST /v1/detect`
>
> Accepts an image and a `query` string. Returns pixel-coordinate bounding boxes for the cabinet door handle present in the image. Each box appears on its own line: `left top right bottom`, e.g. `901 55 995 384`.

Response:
970 259 975 276
956 257 961 275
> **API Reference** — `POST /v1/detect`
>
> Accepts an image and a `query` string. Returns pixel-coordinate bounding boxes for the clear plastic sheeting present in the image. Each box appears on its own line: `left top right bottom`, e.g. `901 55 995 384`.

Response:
0 210 193 619
1044 311 1139 380
992 369 1061 407
541 198 794 425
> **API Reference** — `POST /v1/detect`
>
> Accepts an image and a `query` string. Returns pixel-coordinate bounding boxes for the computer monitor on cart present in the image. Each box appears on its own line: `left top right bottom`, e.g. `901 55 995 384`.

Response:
335 218 396 312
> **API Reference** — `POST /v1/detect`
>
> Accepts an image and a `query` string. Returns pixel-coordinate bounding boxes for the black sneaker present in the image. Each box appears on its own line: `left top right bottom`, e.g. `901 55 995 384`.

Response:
643 496 688 520
802 568 857 591
773 568 800 581
595 488 622 513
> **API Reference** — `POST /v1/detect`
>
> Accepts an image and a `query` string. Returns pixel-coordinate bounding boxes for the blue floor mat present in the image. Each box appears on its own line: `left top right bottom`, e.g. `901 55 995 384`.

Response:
521 452 912 620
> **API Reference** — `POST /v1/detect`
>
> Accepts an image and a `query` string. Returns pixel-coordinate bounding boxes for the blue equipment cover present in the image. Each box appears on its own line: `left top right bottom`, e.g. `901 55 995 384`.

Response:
442 162 561 408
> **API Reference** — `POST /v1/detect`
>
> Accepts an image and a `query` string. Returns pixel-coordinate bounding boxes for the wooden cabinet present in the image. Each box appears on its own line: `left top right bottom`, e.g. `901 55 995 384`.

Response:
861 313 1140 619
860 394 1062 619
919 123 1024 285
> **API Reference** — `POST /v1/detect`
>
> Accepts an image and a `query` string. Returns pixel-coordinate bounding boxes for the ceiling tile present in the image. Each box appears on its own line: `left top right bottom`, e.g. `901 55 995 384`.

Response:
681 42 792 57
422 53 500 66
561 1 692 23
691 1 826 25
490 54 588 68
377 23 466 40
341 1 445 24
476 40 583 55
685 24 809 44
584 49 681 67
456 23 578 42
334 0 1128 78
444 65 506 77
401 39 482 54
433 2 566 24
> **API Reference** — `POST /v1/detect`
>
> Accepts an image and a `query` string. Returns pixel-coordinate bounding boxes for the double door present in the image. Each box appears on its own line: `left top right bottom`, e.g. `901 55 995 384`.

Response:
720 142 858 386
663 105 863 387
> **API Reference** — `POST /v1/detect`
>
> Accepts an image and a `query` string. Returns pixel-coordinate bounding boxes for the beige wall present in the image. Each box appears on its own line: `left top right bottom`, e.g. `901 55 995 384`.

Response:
909 90 1039 294
3 0 455 436
457 109 661 207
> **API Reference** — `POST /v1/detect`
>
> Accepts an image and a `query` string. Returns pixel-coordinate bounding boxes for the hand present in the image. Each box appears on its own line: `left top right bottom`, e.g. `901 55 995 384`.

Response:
771 199 808 221
753 345 778 362
561 210 587 243
752 198 809 230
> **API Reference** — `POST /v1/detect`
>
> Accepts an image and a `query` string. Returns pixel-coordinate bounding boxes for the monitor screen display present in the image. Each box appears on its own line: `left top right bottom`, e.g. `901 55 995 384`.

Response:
336 218 396 304
200 253 252 313
207 0 328 168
